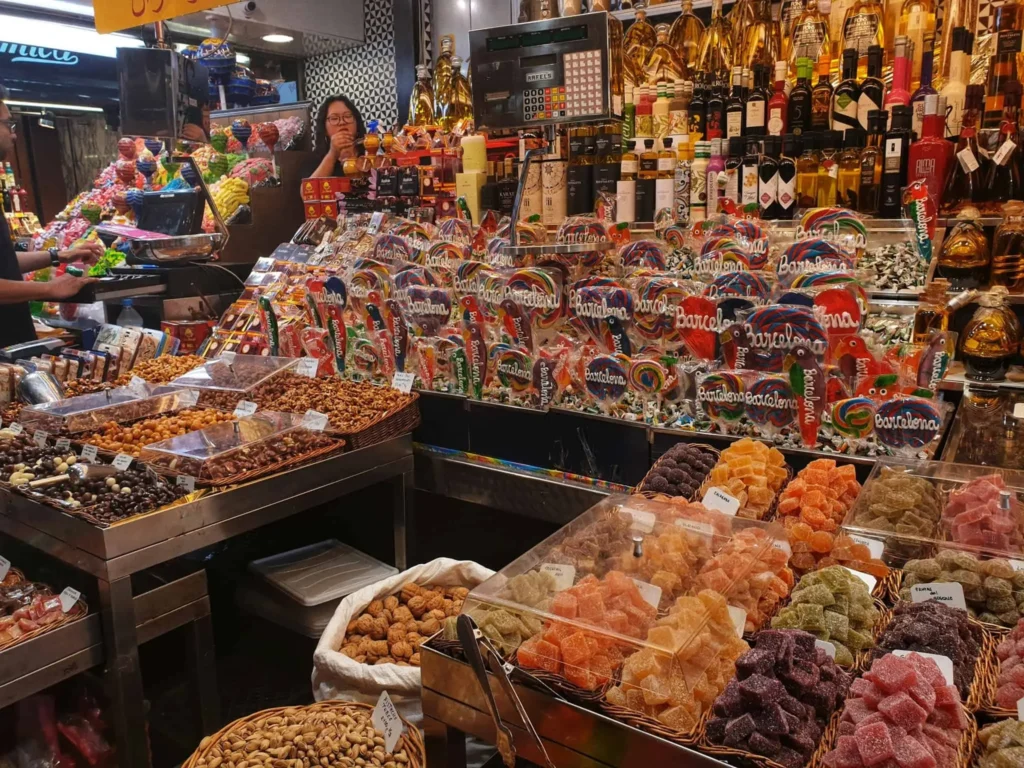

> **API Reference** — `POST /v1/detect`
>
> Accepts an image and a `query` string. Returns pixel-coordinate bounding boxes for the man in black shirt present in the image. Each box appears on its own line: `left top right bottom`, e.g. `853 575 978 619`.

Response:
0 86 99 348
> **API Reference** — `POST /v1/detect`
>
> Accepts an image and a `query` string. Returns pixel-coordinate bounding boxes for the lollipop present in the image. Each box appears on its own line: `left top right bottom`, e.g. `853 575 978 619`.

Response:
210 132 229 154
798 207 868 252
744 305 828 371
633 276 687 344
706 271 771 301
393 265 442 295
505 268 563 331
231 119 253 153
678 295 721 360
745 375 796 430
136 154 156 191
585 354 629 406
698 372 745 421
117 137 137 160
257 122 280 176
112 191 130 216
405 286 453 337
372 234 418 263
144 139 163 157
776 238 853 282
831 397 875 439
873 397 943 451
619 240 668 271
813 286 863 337
438 217 474 244
180 161 199 186
126 189 144 220
571 282 634 354
494 347 533 395
116 158 137 186
208 153 228 179
628 358 667 396
426 242 469 273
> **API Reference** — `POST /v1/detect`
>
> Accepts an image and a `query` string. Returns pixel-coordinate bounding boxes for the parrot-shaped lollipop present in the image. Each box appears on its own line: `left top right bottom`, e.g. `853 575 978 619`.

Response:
785 344 826 448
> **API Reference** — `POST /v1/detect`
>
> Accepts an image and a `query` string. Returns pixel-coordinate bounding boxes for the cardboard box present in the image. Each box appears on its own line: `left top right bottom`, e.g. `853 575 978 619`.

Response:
301 178 319 202
321 199 339 219
304 201 323 220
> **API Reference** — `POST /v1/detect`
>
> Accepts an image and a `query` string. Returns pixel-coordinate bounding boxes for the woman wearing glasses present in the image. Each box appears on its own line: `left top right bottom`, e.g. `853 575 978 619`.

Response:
310 95 366 178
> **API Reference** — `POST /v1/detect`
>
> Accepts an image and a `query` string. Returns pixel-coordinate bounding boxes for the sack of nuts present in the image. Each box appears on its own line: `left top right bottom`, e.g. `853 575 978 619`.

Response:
313 558 493 706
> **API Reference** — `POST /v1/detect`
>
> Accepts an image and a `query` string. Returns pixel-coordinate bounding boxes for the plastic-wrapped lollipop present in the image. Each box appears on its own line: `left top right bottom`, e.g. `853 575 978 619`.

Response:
136 153 157 191
198 37 235 107
210 132 228 154
117 137 137 161
231 119 253 153
208 153 228 179
115 158 137 186
80 203 101 226
697 370 746 432
257 122 280 177
180 161 199 186
112 191 130 217
144 139 163 157
126 188 144 220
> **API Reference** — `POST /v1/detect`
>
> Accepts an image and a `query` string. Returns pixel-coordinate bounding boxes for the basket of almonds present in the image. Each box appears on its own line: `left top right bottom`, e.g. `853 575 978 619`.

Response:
183 701 424 768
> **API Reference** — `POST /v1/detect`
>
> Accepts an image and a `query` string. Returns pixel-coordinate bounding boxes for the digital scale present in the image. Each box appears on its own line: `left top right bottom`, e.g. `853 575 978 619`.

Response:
469 12 624 131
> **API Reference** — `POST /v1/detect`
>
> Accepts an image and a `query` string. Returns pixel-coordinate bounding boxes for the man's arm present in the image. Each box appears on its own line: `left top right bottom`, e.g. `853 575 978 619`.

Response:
16 242 104 273
0 278 58 302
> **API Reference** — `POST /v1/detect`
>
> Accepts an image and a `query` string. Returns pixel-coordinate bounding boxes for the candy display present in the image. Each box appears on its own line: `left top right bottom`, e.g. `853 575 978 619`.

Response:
705 629 850 768
941 474 1024 552
860 243 929 293
113 354 206 386
846 465 943 549
993 618 1024 709
637 442 718 499
76 408 236 457
699 438 789 520
978 720 1024 768
0 566 86 650
0 434 94 486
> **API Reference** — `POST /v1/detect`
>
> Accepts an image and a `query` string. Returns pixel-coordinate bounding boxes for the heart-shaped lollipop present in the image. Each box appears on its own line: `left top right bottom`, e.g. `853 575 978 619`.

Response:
231 119 252 151
117 137 137 160
257 122 280 153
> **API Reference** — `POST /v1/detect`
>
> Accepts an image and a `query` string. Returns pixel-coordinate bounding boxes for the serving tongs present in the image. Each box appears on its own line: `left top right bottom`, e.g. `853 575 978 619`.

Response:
455 614 556 768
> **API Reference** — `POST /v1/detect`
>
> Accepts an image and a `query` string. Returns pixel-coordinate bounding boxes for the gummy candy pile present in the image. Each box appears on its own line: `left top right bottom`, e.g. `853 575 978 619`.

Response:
706 629 850 768
869 601 981 698
941 474 1024 553
605 590 748 734
978 719 1024 768
771 566 879 667
850 466 942 540
695 528 794 633
822 653 969 768
545 509 633 578
900 549 1024 628
993 618 1024 708
517 572 657 690
638 443 718 500
699 438 789 520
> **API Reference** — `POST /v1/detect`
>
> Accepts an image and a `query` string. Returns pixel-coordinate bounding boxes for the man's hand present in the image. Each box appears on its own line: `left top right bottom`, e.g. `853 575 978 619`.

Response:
60 241 104 266
330 131 356 159
44 274 98 300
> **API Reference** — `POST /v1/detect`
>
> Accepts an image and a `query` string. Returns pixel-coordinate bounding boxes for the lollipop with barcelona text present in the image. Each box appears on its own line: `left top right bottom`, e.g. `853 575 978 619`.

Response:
584 352 630 414
785 343 826 447
505 267 564 340
744 373 797 436
697 371 746 432
629 357 668 424
873 396 944 456
492 344 535 405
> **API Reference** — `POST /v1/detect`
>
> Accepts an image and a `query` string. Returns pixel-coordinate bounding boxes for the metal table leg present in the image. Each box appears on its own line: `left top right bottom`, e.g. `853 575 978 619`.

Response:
423 714 468 768
393 470 414 570
186 612 221 736
99 576 151 768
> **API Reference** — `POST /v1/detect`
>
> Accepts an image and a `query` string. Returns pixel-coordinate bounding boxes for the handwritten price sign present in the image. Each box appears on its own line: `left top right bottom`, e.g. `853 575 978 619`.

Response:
95 0 235 33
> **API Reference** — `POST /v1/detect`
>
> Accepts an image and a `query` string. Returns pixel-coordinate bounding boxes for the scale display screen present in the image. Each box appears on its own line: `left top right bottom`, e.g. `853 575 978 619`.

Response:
486 24 588 52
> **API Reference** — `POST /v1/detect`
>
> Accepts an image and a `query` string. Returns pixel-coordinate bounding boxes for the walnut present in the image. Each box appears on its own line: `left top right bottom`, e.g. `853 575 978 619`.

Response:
423 593 444 612
442 599 454 615
368 640 389 657
375 657 395 665
355 614 375 635
407 595 428 618
381 609 393 624
449 587 470 600
400 582 421 602
406 632 424 648
368 617 389 640
367 599 385 618
392 606 414 624
347 634 365 644
391 641 413 659
346 619 360 634
366 655 378 664
358 637 375 653
386 623 407 644
396 661 410 667
340 644 361 658
418 618 441 636
354 655 367 663
410 653 421 667
428 608 447 622
383 595 400 611
451 599 464 614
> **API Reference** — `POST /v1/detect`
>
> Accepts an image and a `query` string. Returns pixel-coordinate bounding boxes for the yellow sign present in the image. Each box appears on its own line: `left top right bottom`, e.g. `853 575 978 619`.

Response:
94 0 234 34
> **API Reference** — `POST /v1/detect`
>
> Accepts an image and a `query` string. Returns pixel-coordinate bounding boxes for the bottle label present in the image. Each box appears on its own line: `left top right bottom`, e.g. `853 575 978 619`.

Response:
768 107 784 135
857 92 882 131
912 100 925 138
621 160 638 174
673 164 691 223
843 11 880 55
690 165 708 205
884 138 903 172
945 98 964 139
742 164 760 206
658 157 677 171
746 101 765 128
725 166 739 202
707 170 720 213
759 173 779 211
995 138 1018 166
832 92 859 133
997 30 1024 56
640 158 658 175
669 109 689 137
778 174 796 213
956 147 979 173
793 19 828 62
727 112 743 138
656 178 675 213
654 113 670 138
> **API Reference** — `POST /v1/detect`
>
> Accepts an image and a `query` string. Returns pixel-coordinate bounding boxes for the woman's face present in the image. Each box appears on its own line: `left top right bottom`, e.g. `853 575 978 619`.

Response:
326 100 356 140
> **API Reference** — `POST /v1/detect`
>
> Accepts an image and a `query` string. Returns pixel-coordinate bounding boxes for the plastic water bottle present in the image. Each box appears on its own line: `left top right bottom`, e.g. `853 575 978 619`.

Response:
116 299 143 327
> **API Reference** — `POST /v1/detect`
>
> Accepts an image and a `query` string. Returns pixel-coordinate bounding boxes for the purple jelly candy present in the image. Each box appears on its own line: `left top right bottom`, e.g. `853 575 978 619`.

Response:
753 703 790 736
737 646 776 678
713 681 744 717
724 713 756 746
749 731 782 758
739 674 787 707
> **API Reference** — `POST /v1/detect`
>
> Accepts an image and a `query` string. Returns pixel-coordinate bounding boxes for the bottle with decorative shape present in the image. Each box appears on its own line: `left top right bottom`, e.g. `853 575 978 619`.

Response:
789 0 832 80
742 0 782 70
960 286 1021 381
898 0 935 90
840 0 886 78
625 10 658 82
942 84 986 211
408 64 434 127
450 56 474 131
670 0 706 71
433 35 455 127
991 201 1024 290
697 0 735 80
645 23 686 85
937 208 991 288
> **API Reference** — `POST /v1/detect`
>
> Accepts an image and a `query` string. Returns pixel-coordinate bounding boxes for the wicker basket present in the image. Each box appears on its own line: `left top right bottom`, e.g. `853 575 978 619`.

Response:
182 701 425 768
696 463 795 524
510 655 619 706
977 625 1020 718
634 443 721 501
699 706 842 768
336 393 421 451
0 593 88 653
600 700 708 746
886 570 1022 635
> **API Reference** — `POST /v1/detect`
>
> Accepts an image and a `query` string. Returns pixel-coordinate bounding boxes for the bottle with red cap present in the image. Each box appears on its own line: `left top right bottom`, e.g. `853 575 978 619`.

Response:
909 94 953 205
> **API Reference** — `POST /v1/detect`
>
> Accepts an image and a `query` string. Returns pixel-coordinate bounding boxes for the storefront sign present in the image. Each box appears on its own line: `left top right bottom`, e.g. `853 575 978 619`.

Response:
94 0 236 34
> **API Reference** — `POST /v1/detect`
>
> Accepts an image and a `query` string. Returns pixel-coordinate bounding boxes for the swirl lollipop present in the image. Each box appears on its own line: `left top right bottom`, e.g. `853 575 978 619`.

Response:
619 240 668 271
745 305 829 371
831 396 876 439
180 161 199 186
117 137 137 160
116 158 137 186
874 397 943 451
136 153 157 191
144 139 163 158
707 271 771 301
777 238 853 283
697 372 746 423
505 268 563 331
126 188 145 220
231 119 253 154
439 217 474 245
585 354 629 409
746 375 796 430
629 358 667 396
393 265 442 295
257 122 280 177
634 276 687 345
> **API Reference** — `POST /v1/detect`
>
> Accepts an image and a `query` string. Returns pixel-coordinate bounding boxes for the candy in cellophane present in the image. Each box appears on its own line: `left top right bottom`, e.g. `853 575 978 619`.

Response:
742 371 798 439
696 369 746 433
501 266 565 350
773 237 856 288
794 207 869 260
489 342 537 406
628 274 693 352
566 277 635 355
707 216 775 271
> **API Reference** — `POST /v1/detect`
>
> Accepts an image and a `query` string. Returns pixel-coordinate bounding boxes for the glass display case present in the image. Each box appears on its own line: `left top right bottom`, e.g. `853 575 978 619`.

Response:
19 384 192 434
165 355 300 411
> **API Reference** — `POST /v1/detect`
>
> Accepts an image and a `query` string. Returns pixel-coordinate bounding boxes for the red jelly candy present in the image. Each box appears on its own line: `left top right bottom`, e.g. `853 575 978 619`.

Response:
856 721 895 767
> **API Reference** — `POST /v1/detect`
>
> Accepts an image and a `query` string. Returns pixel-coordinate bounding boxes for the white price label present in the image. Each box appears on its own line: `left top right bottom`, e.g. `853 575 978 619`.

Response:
392 371 416 394
728 605 747 637
772 539 792 557
848 533 885 560
675 518 714 537
995 139 1018 166
540 563 576 591
910 582 967 612
632 578 663 609
80 445 98 462
372 690 403 754
839 565 878 592
1010 559 1024 572
1017 695 1024 722
176 475 196 492
233 400 258 418
8 422 22 436
59 587 81 613
178 389 199 408
815 639 837 659
702 486 740 516
55 438 71 452
129 376 148 395
220 351 236 364
892 650 954 685
32 430 48 447
1014 402 1024 420
956 147 980 173
302 410 329 432
0 556 9 582
296 358 319 378
627 509 656 533
112 453 133 471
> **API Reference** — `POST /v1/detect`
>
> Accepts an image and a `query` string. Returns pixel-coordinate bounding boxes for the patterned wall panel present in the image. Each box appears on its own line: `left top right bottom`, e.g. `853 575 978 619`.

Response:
304 0 400 134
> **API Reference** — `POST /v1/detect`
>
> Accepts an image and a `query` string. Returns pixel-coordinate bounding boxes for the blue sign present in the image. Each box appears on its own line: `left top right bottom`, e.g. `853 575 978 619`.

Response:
0 44 80 67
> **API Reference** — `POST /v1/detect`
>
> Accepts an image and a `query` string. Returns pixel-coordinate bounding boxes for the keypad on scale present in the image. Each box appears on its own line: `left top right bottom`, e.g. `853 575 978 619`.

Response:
564 49 603 117
522 86 567 121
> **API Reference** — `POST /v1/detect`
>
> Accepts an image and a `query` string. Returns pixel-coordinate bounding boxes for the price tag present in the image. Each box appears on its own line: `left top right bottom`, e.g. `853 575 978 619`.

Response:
296 358 319 378
910 582 967 612
632 578 663 609
1009 559 1024 572
892 650 954 685
1014 402 1024 419
128 376 148 395
178 389 199 408
995 139 1018 166
392 371 416 394
728 605 747 637
675 518 714 537
840 565 878 592
627 509 656 533
220 351 237 364
302 410 329 432
58 587 81 613
112 453 133 471
1017 695 1024 722
772 539 792 557
81 445 98 462
55 437 71 452
176 475 196 493
0 556 10 582
848 533 885 560
540 563 576 591
233 400 258 418
957 147 980 173
32 430 48 447
815 639 837 659
372 690 403 754
702 486 740 516
8 422 23 436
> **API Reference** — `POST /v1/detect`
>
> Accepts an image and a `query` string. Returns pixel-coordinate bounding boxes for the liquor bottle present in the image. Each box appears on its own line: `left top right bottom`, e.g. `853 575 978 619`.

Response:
938 211 990 287
910 35 937 138
697 0 735 79
777 134 800 218
636 86 655 139
984 83 1023 203
725 136 745 202
912 279 951 343
960 288 1021 381
984 0 1023 129
742 137 762 209
857 45 885 132
706 77 726 139
837 129 864 207
759 136 782 216
909 94 953 203
841 0 886 77
625 10 658 81
789 0 832 80
670 0 706 72
796 133 820 207
673 136 692 223
817 129 842 205
408 65 434 126
898 0 935 90
707 138 726 216
858 108 886 212
879 105 912 217
656 138 678 215
992 201 1024 290
433 35 455 127
727 67 746 138
646 24 686 87
669 80 689 143
729 0 758 55
883 37 912 128
788 58 814 135
746 65 768 135
621 139 639 180
811 55 834 131
635 138 658 220
832 49 861 134
623 86 636 143
743 0 783 70
768 61 790 136
640 138 660 179
940 27 969 140
782 0 805 67
691 140 711 222
690 76 708 140
450 56 474 129
943 85 985 209
653 82 672 138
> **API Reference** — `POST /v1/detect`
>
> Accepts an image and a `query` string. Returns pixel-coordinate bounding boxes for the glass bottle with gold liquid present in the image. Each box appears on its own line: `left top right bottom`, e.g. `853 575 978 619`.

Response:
840 0 886 78
669 0 705 72
450 56 474 131
645 23 686 85
781 0 804 66
991 201 1024 291
789 0 832 80
912 279 951 342
433 35 455 128
728 0 758 56
937 208 991 288
742 0 783 70
625 10 658 84
407 64 434 127
698 0 735 79
898 0 935 90
960 287 1021 381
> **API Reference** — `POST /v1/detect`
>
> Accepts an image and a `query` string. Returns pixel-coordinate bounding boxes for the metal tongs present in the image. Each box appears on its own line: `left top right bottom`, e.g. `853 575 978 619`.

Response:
456 614 556 768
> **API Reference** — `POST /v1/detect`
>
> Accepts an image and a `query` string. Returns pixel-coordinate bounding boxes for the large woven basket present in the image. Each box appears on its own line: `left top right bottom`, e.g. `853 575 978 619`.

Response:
699 707 843 768
182 701 425 768
634 442 721 501
338 393 421 451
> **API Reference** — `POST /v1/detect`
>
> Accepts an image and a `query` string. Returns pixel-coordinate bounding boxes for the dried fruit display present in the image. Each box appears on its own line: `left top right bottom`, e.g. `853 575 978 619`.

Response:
849 465 943 539
447 570 558 655
992 618 1024 708
941 474 1024 553
771 567 879 666
544 508 634 577
114 354 206 386
978 719 1024 768
638 443 718 499
706 629 850 768
77 408 236 456
699 438 789 520
822 653 969 768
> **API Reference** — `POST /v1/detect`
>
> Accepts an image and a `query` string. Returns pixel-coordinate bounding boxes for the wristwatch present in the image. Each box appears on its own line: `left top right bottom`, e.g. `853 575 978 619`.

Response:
48 248 60 268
